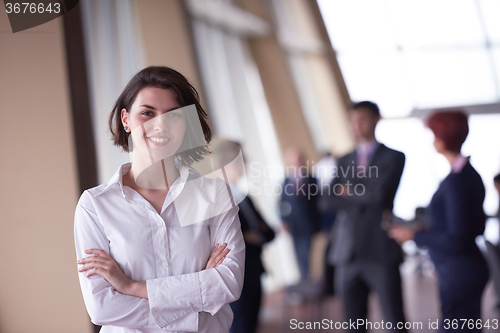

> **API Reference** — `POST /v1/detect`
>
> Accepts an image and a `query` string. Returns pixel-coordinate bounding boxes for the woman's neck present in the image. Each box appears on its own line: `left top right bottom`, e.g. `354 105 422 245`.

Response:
128 155 180 190
442 151 461 167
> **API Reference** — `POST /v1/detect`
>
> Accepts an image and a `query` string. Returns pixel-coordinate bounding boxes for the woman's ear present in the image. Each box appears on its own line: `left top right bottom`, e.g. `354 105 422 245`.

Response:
121 108 129 130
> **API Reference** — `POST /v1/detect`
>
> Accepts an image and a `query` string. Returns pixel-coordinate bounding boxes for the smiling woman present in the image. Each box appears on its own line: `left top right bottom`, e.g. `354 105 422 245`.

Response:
109 66 211 165
74 66 245 333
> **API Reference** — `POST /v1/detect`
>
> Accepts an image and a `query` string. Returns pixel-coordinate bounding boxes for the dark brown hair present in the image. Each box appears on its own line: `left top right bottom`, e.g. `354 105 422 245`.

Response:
426 109 468 153
109 66 212 164
351 100 380 117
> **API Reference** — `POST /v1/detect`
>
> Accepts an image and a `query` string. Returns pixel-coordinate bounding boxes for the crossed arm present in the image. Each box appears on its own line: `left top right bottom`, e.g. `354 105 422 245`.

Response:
77 243 230 299
74 189 244 331
318 152 405 213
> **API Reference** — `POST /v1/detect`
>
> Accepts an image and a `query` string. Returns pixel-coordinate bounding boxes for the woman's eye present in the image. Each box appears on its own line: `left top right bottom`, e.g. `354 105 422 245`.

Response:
141 111 153 116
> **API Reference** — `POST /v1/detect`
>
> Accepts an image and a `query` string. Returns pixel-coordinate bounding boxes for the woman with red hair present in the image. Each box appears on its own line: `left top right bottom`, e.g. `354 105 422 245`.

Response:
390 110 489 332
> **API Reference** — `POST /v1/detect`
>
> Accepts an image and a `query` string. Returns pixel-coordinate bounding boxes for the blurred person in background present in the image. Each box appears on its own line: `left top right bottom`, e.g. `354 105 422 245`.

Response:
313 152 338 295
216 140 276 333
495 174 500 251
279 147 321 282
319 101 407 332
314 152 338 232
390 110 489 333
495 173 500 220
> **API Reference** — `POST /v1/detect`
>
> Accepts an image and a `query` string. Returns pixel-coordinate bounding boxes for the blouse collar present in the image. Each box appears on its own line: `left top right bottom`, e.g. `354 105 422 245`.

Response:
96 157 192 197
451 154 469 173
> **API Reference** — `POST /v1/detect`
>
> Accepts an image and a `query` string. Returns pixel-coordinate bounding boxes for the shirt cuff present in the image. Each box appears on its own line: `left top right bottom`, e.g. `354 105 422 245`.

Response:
146 272 203 331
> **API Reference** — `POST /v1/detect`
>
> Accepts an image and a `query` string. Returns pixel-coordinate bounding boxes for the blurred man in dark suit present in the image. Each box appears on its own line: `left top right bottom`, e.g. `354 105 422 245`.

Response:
319 101 407 332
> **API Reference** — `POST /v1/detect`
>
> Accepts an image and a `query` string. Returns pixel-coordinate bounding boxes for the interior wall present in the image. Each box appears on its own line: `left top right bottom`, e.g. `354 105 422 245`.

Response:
0 10 90 333
306 0 355 156
240 0 319 163
132 0 206 111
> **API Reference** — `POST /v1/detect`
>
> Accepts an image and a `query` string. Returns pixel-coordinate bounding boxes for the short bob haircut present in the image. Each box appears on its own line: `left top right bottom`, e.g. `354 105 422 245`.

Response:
426 109 468 153
109 66 212 165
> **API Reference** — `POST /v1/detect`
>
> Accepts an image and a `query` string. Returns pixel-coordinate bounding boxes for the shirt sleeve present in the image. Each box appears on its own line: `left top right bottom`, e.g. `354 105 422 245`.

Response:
146 179 245 329
413 177 481 254
74 191 199 331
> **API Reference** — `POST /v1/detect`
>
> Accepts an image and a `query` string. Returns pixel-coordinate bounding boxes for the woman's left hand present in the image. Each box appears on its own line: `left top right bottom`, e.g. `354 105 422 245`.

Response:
388 225 415 245
77 249 134 295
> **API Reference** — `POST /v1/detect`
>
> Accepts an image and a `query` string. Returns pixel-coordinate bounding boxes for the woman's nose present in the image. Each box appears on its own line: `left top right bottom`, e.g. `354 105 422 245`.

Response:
151 113 170 132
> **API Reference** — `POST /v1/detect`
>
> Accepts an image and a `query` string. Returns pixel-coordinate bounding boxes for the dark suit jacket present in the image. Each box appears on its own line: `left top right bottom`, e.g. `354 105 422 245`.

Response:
238 196 275 277
319 143 405 265
414 161 486 265
279 176 321 237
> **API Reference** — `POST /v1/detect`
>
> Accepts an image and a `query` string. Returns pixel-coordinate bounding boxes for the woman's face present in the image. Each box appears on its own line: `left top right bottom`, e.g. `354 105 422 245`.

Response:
121 87 187 162
433 136 445 154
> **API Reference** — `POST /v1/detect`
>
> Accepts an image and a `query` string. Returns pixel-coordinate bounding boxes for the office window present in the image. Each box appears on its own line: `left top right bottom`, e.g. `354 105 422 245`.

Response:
318 0 500 217
318 0 500 118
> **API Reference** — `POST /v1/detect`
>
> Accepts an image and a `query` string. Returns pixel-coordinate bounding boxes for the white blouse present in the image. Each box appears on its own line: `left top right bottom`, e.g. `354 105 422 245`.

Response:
74 158 245 333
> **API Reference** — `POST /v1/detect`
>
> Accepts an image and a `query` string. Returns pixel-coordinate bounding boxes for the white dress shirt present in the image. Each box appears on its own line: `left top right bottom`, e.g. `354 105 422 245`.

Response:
74 158 245 333
356 139 379 169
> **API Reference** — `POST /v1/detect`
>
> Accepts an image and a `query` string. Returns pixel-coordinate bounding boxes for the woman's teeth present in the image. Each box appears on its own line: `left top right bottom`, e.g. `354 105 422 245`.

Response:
148 137 170 143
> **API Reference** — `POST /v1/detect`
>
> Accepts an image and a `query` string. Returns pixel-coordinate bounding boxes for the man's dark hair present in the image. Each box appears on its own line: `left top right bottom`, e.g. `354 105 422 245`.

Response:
351 101 380 117
494 173 500 183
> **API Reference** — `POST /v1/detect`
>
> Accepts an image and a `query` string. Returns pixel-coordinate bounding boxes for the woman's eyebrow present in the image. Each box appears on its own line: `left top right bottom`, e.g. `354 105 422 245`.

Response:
139 104 181 112
139 104 156 109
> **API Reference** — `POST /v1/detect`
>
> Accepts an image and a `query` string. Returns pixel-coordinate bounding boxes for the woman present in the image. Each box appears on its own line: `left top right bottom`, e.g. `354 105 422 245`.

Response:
74 66 245 333
389 110 489 332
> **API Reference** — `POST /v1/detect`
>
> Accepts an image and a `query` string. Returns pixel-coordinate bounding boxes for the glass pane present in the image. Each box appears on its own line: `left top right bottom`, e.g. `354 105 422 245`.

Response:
479 0 500 43
337 51 413 117
388 0 485 48
492 47 500 99
463 114 500 216
317 0 396 52
375 118 449 219
404 48 497 108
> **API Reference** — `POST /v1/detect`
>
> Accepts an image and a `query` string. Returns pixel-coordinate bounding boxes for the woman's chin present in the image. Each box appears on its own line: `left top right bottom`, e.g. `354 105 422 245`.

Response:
150 148 177 162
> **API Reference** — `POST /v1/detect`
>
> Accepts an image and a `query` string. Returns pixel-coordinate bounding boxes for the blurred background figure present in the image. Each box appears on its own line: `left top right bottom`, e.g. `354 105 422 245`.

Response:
319 101 407 332
495 174 500 220
313 152 338 232
390 110 489 333
216 140 276 333
313 152 338 295
495 174 500 252
279 147 321 283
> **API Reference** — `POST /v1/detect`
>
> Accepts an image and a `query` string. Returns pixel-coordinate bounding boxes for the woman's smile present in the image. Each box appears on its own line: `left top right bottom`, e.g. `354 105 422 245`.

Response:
146 135 171 146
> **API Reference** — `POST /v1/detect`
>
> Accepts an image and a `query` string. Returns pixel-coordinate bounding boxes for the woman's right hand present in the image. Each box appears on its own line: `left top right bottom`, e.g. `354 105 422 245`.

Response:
204 243 230 270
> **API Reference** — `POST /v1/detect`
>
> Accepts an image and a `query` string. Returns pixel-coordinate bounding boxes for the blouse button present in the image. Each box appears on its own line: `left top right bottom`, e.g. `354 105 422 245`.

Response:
162 261 169 267
157 221 163 227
